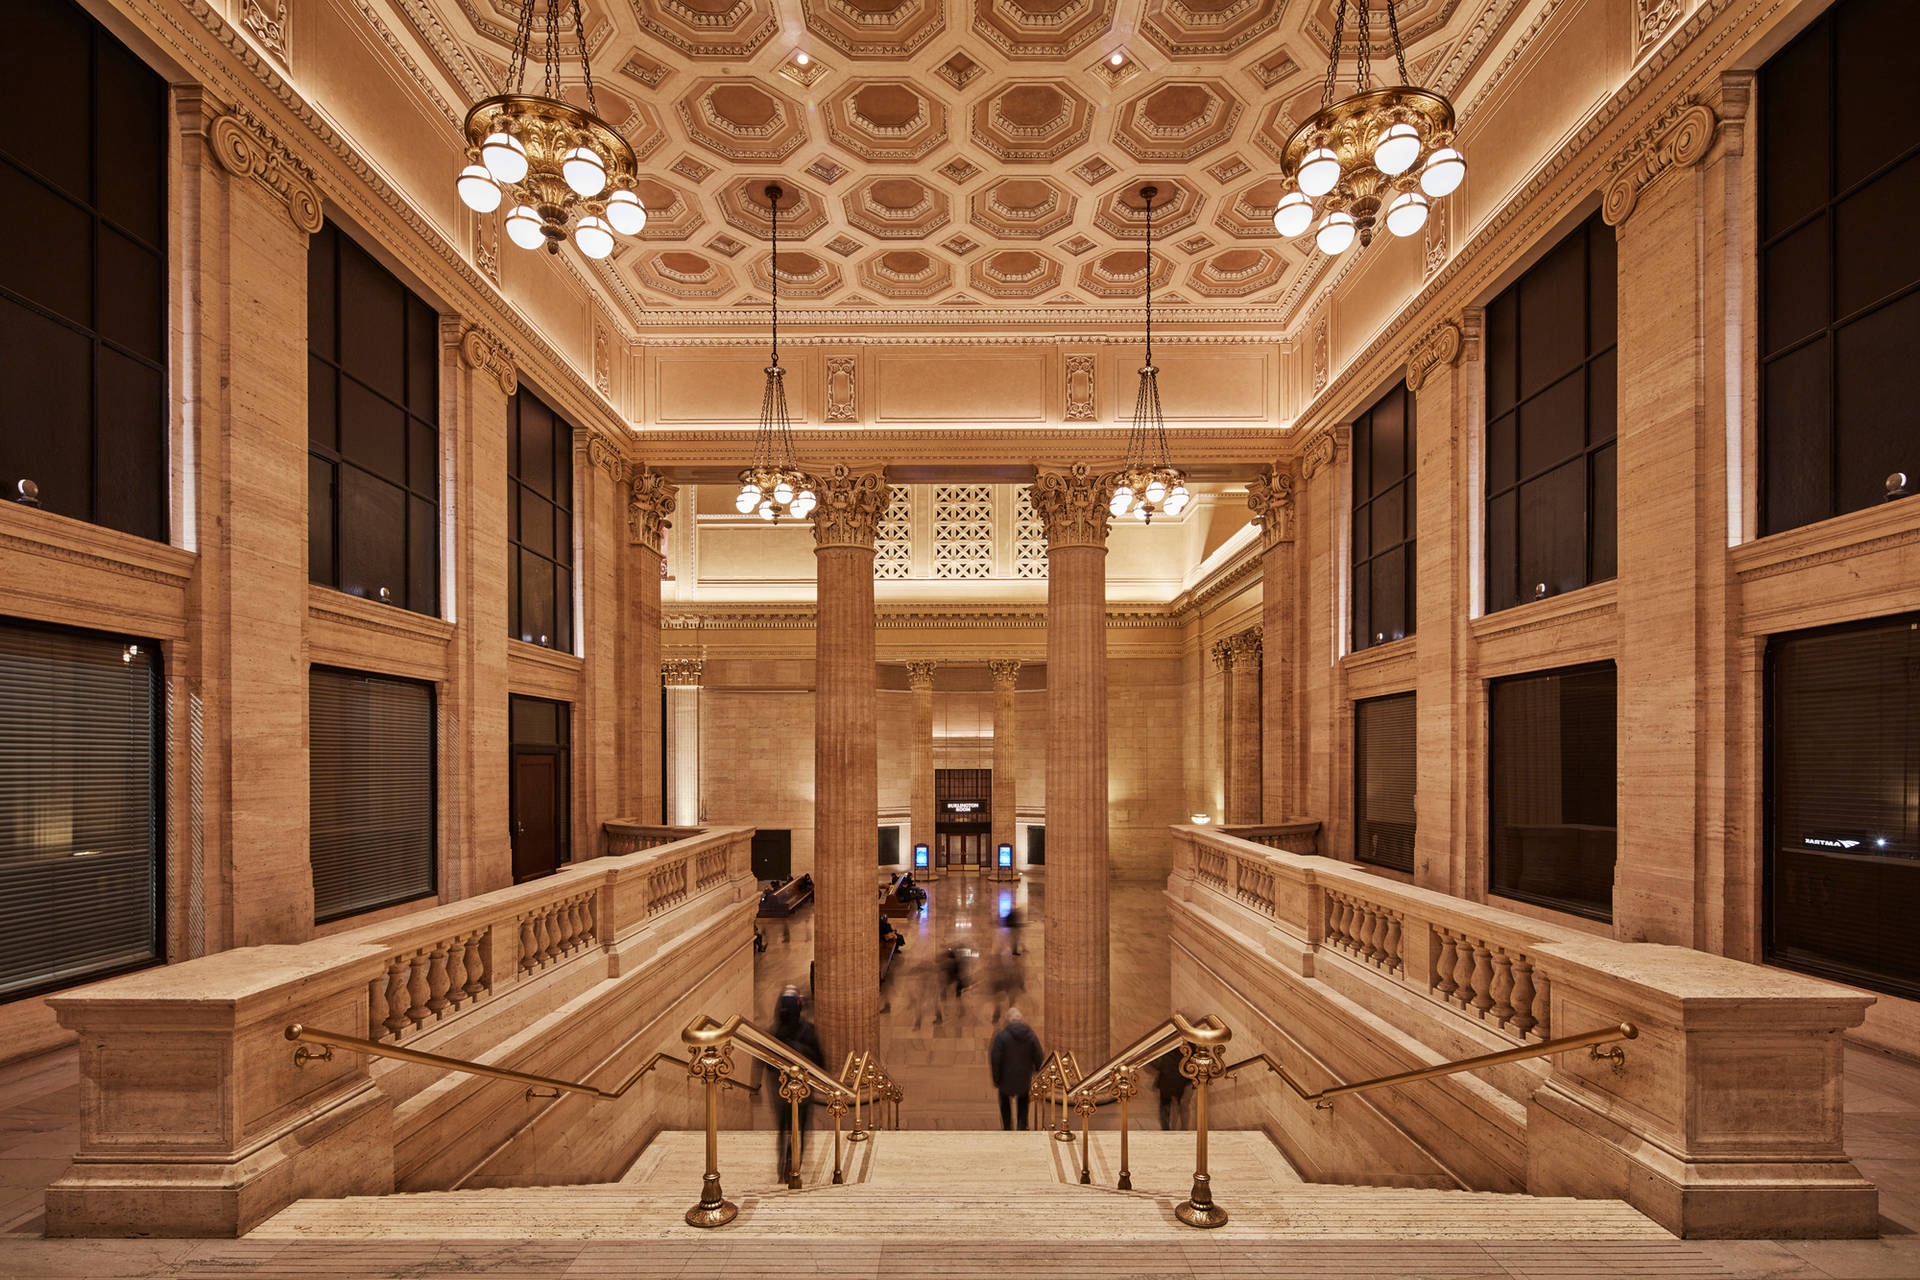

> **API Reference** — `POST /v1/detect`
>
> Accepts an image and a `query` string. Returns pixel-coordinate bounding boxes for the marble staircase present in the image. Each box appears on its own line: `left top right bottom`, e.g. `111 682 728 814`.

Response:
251 1129 1672 1241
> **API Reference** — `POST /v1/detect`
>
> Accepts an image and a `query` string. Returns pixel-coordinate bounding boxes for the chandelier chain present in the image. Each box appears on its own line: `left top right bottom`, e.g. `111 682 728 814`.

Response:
769 191 779 369
505 0 536 94
1386 0 1411 85
1322 0 1348 110
1356 0 1371 93
1143 190 1153 369
543 0 561 103
570 0 598 115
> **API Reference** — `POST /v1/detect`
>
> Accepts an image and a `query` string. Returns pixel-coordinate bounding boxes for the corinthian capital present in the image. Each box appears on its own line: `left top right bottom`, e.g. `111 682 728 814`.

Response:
988 658 1022 688
627 468 678 552
1228 627 1263 671
905 660 937 690
1246 466 1296 549
1029 462 1118 550
807 464 891 550
1210 639 1235 672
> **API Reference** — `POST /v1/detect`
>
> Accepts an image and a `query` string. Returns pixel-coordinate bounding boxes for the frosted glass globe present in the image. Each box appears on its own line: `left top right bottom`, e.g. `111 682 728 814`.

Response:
773 480 794 505
1420 147 1465 197
1297 147 1340 198
1374 123 1422 176
735 487 757 514
1273 190 1314 238
1166 484 1191 514
1145 478 1167 504
605 188 647 236
573 215 614 260
1385 191 1430 238
504 205 544 250
1315 210 1356 255
457 165 502 213
480 131 527 184
562 146 607 198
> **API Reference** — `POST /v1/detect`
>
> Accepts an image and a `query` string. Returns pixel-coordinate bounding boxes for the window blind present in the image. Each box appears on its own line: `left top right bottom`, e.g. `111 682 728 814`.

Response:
0 619 161 1001
309 667 436 923
1354 693 1416 872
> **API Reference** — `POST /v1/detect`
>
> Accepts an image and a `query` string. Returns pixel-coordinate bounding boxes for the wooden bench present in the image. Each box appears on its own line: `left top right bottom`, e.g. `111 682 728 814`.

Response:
757 875 814 918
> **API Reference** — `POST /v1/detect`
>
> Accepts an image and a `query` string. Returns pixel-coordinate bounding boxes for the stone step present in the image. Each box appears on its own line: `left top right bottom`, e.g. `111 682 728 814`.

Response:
252 1128 1671 1241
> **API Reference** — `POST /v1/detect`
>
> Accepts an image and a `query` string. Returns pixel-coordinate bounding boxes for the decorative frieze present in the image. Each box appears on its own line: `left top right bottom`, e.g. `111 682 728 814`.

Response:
661 657 705 686
1405 320 1464 393
241 0 288 64
807 464 891 550
1636 0 1683 57
206 106 322 234
473 210 500 284
1029 462 1117 550
455 325 518 396
627 468 678 551
825 354 858 422
1245 466 1296 548
1311 315 1329 393
1602 99 1719 227
1064 353 1097 421
988 657 1022 688
905 660 937 690
1422 196 1450 280
593 313 613 394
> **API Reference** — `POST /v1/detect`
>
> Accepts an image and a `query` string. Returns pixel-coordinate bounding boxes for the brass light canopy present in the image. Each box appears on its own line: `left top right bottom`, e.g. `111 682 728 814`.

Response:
456 1 647 259
1271 0 1466 255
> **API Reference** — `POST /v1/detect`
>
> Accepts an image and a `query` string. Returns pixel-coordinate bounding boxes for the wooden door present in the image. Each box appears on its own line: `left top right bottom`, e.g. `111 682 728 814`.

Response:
512 752 560 882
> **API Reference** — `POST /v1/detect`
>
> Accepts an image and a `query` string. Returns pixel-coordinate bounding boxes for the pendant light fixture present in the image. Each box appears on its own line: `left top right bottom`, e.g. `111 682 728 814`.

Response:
734 185 815 524
1110 185 1190 526
457 0 647 259
1270 0 1466 254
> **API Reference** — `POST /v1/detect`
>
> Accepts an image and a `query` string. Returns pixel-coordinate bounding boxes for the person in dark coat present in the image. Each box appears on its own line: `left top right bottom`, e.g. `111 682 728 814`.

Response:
771 985 826 1181
1153 1047 1191 1130
989 1007 1046 1131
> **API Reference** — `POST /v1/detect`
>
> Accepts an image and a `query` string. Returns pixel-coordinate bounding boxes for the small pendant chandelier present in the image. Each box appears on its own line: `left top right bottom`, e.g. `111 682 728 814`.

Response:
734 185 815 524
1111 185 1190 526
455 0 647 260
1271 0 1466 255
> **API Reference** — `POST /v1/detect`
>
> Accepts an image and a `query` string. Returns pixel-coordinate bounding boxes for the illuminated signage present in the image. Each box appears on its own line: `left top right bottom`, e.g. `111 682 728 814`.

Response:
998 843 1013 868
1802 835 1861 850
913 843 930 868
945 801 981 813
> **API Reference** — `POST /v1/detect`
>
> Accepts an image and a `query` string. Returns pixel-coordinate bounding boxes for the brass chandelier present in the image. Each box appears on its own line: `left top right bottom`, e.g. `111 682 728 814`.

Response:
734 185 815 524
455 0 646 259
1110 185 1190 526
1271 0 1466 255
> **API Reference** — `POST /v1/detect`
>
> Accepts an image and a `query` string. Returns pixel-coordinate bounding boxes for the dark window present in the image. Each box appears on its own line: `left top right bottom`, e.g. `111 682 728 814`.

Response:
309 667 436 923
1488 663 1617 921
1765 615 1919 1000
0 617 162 1001
507 387 574 650
308 222 441 614
0 0 167 541
1350 380 1416 651
1759 0 1920 535
1354 692 1416 873
509 695 570 883
1025 824 1045 866
879 827 900 866
1484 211 1618 612
750 830 792 881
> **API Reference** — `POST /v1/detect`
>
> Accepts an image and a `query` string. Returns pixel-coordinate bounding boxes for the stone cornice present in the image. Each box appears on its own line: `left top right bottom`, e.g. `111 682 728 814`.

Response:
1030 463 1117 550
631 426 1290 470
1245 466 1295 548
1168 537 1263 623
627 469 678 552
663 603 1184 631
808 465 891 550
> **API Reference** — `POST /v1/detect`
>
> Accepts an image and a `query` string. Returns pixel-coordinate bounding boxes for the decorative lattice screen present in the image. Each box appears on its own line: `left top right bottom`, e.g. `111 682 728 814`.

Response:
874 487 912 580
932 485 994 579
1014 487 1047 579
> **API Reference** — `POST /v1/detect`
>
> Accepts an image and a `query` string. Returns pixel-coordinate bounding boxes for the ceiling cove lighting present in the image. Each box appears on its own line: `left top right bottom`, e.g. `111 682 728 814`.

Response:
1269 0 1466 254
1110 185 1190 527
735 185 815 525
457 0 645 259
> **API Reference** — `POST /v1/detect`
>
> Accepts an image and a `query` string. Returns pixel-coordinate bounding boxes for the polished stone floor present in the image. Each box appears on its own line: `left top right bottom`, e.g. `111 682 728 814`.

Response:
1 877 1919 1277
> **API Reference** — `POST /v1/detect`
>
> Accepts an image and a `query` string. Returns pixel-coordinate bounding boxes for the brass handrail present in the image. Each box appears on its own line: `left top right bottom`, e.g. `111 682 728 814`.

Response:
1219 1022 1639 1110
283 1023 724 1102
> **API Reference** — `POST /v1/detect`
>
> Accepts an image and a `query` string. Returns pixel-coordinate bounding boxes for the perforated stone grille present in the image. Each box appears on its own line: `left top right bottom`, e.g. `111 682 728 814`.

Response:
1014 487 1047 580
875 487 913 580
933 485 994 579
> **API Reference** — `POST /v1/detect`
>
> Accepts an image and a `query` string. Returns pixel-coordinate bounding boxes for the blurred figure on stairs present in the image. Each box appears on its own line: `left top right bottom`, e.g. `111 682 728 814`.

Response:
1153 1048 1191 1130
772 986 825 1182
990 1008 1046 1131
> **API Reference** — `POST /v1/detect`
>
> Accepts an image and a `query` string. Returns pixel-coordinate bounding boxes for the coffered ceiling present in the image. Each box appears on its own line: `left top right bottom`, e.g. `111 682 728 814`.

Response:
380 0 1545 325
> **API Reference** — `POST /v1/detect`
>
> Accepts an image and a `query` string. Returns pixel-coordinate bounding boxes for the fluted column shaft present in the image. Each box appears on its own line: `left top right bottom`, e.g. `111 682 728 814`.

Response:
989 659 1021 876
809 466 889 1067
663 658 703 827
1209 639 1234 823
1249 468 1298 826
1226 628 1263 827
907 661 938 875
627 471 676 824
1031 464 1115 1065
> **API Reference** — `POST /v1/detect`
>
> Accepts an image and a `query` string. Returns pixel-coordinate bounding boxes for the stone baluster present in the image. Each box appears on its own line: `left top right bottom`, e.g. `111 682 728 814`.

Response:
444 941 467 1012
1384 915 1402 972
1452 935 1477 1007
1509 956 1537 1038
381 959 409 1039
405 951 432 1028
518 915 536 973
1469 943 1494 1016
426 944 451 1019
1489 950 1515 1026
465 933 489 1000
1434 932 1458 999
1531 969 1552 1038
1366 907 1387 964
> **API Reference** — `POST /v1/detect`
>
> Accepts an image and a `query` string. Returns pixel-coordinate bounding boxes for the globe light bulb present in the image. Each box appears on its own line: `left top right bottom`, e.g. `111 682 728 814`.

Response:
1374 122 1422 176
792 491 816 518
573 215 614 260
605 188 647 236
735 487 757 514
1145 478 1167 504
504 205 545 251
758 500 775 520
1167 484 1190 514
457 164 502 213
1315 210 1356 255
562 146 607 198
1385 191 1430 238
480 131 527 184
1273 190 1314 238
1420 147 1465 197
1297 146 1340 198
773 480 794 505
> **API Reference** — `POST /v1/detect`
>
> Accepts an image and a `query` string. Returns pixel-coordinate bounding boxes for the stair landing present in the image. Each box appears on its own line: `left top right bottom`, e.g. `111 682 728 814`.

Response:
252 1130 1672 1241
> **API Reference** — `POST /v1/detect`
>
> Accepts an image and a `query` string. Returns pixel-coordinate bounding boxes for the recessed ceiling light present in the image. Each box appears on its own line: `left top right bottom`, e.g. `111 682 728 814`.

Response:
795 51 810 66
1110 51 1125 66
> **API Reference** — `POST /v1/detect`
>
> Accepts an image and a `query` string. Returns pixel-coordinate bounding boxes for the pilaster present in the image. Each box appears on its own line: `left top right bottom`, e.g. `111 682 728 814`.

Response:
663 658 704 827
1226 627 1264 826
573 432 628 859
988 658 1022 878
906 660 938 877
1247 467 1296 823
627 469 677 823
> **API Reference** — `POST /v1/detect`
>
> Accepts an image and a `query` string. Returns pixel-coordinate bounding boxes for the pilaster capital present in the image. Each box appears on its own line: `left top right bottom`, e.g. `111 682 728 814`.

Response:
575 430 630 487
452 323 518 396
662 657 704 686
1209 638 1235 672
988 658 1023 689
1029 462 1118 550
905 660 937 690
1405 320 1464 394
202 100 322 235
627 468 678 552
1602 99 1720 227
807 464 891 550
1246 465 1296 548
1228 626 1263 671
1299 424 1349 482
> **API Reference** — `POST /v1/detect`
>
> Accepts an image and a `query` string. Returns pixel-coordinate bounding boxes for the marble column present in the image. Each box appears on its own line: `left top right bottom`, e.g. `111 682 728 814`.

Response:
663 658 703 827
1030 463 1117 1065
1209 638 1234 822
1247 470 1296 825
1226 628 1264 826
989 658 1021 878
626 469 676 823
906 660 938 876
808 464 891 1067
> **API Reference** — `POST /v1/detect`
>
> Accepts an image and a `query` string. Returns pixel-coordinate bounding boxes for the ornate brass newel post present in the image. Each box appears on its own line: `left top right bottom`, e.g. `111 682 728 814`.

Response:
1175 1037 1229 1228
1076 1091 1097 1184
684 1041 738 1227
846 1050 872 1142
829 1095 848 1184
1114 1065 1137 1191
778 1068 810 1190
